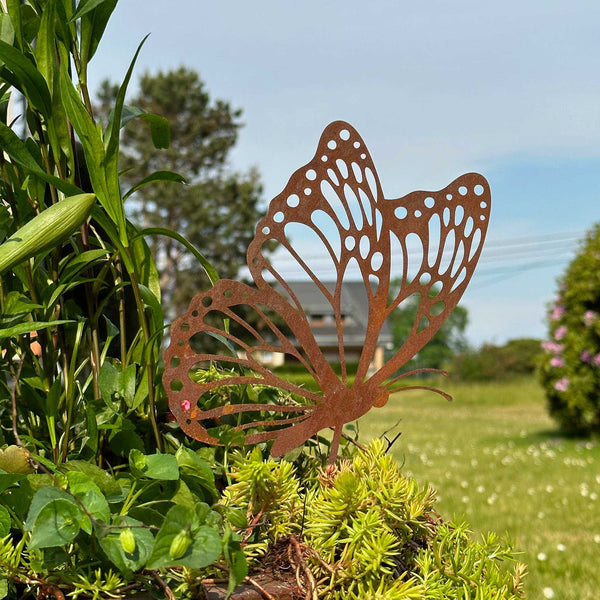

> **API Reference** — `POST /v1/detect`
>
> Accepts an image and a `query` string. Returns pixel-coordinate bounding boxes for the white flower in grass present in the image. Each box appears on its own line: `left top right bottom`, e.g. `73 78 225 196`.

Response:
461 496 469 503
594 534 600 543
460 480 468 489
556 543 566 551
590 492 598 501
543 587 555 599
537 511 545 519
476 485 485 493
537 552 547 561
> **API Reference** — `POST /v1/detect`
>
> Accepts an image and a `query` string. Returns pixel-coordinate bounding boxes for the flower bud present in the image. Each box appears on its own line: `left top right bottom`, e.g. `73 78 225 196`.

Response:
169 530 192 560
119 528 136 555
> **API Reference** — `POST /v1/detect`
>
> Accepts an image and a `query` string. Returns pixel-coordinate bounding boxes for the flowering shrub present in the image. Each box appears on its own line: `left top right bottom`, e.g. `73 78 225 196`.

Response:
539 224 600 433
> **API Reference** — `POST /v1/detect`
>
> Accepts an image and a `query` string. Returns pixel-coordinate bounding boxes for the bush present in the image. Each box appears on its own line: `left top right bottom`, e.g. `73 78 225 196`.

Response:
450 338 542 382
224 440 527 600
539 225 600 434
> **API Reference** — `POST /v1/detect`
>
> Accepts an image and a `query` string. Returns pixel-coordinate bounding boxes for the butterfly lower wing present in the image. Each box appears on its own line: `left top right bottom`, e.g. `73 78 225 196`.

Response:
164 279 329 447
370 172 491 385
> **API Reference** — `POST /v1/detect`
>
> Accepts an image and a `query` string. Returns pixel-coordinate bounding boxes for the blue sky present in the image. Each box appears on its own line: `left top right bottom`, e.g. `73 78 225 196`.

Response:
87 0 600 346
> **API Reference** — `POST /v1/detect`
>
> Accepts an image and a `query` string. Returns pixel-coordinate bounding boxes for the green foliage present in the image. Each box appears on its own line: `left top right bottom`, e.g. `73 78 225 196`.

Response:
538 225 600 434
450 338 542 382
388 282 468 371
96 67 269 318
225 440 527 599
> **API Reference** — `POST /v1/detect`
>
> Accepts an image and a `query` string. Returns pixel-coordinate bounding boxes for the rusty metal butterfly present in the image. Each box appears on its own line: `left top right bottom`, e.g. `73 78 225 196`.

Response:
163 121 490 462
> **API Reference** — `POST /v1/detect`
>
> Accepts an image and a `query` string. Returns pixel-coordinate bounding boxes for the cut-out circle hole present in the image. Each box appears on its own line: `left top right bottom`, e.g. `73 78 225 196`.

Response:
340 129 350 140
424 197 435 208
354 141 360 148
458 186 468 196
480 201 487 209
474 184 484 196
417 316 430 333
345 236 356 250
321 155 328 162
419 272 431 285
480 215 486 221
287 194 300 207
446 193 452 201
191 310 198 317
170 379 183 392
304 188 312 196
371 252 383 271
201 296 212 307
360 153 366 159
170 357 180 368
395 206 408 219
224 289 233 298
262 226 270 235
327 140 337 150
306 169 317 180
274 211 284 223
414 210 422 217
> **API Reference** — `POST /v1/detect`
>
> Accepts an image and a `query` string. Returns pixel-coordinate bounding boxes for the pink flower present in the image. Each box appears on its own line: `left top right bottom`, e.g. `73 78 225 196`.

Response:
594 354 600 367
550 356 565 368
554 377 570 392
581 350 593 363
554 326 567 341
181 400 191 411
541 341 563 354
551 306 565 320
584 311 597 326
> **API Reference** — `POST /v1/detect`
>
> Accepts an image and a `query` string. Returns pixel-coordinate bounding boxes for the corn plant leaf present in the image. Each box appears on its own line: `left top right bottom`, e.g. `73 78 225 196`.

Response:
0 40 51 116
0 14 15 48
138 113 170 149
5 0 22 49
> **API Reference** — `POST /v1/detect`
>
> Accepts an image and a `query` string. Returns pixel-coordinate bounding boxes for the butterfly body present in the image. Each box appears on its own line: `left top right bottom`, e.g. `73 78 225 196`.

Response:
164 121 490 463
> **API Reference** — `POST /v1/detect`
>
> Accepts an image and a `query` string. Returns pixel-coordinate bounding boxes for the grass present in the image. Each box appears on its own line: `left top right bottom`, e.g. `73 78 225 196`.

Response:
351 376 600 600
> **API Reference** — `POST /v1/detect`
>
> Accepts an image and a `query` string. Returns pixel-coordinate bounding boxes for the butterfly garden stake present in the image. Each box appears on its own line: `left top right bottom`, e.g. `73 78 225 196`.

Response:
164 121 490 463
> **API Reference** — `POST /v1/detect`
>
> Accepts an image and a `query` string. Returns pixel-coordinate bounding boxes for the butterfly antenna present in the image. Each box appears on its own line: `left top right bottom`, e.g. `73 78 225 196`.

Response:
395 384 453 402
386 367 449 388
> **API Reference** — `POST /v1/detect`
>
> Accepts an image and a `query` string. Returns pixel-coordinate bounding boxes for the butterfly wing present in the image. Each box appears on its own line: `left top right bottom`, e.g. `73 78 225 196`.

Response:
163 279 341 446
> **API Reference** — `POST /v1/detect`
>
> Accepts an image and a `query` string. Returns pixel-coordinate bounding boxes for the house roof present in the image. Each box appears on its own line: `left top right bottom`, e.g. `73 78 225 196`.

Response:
274 280 393 348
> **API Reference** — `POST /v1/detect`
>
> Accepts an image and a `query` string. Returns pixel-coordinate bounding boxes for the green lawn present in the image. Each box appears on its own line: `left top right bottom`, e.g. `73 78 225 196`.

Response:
354 377 600 600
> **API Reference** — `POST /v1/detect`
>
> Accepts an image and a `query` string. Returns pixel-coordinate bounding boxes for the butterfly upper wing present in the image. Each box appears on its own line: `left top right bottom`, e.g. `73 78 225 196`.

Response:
368 173 491 385
247 121 393 382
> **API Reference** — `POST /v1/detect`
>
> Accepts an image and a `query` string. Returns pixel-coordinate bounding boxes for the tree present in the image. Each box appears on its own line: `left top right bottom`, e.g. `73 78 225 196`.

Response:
97 67 267 316
387 282 468 371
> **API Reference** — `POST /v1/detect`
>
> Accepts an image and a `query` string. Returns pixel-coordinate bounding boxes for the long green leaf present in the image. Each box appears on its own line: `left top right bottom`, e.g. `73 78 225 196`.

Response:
79 0 117 63
34 0 55 89
0 320 73 339
0 120 82 196
0 39 51 116
0 14 15 48
139 113 170 149
69 0 112 23
5 0 22 49
123 171 186 200
134 227 219 285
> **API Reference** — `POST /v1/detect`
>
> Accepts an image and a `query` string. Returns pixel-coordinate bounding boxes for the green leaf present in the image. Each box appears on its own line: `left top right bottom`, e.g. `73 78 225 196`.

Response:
34 0 55 89
0 472 25 493
98 515 154 575
223 526 247 599
44 377 62 419
129 450 179 481
6 0 22 49
176 447 219 504
70 0 113 22
119 363 137 408
123 171 186 201
0 120 82 196
138 284 163 335
79 0 117 62
0 505 11 537
0 578 7 600
0 320 73 340
25 487 82 549
108 429 144 457
67 471 110 524
0 14 15 47
59 249 109 282
135 227 219 285
146 504 222 570
139 113 170 149
0 40 51 116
